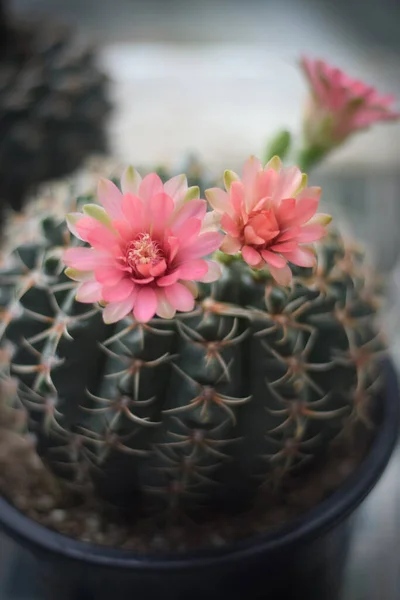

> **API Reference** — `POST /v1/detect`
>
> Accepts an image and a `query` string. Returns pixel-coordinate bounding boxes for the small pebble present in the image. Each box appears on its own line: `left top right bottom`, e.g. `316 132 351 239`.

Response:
50 509 66 524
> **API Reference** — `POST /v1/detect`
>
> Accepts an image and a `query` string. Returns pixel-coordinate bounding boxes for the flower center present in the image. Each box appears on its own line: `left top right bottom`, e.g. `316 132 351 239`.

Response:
126 233 162 268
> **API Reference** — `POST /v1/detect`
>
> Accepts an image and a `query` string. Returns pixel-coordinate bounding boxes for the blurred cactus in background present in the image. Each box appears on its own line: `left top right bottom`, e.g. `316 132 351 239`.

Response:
0 0 111 224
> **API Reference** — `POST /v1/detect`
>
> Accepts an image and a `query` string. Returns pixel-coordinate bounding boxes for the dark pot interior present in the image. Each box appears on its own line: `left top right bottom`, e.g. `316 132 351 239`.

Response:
0 358 399 600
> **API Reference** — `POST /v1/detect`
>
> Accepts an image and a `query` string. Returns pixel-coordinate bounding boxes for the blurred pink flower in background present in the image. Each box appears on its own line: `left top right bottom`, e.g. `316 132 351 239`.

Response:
301 57 400 147
206 156 331 286
63 167 223 323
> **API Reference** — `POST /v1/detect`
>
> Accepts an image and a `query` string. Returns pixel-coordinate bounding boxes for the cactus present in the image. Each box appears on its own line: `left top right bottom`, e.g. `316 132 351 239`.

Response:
0 157 385 526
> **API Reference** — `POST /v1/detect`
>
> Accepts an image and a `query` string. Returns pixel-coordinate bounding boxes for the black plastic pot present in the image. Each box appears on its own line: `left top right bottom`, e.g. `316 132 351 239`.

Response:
1 359 399 600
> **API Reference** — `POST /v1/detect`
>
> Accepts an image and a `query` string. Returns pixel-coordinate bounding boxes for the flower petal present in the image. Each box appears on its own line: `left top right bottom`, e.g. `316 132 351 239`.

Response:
75 281 103 303
200 260 222 283
157 269 181 287
102 279 135 302
242 246 262 266
268 263 292 286
83 204 114 230
164 174 187 205
66 213 85 240
221 213 240 237
205 188 233 216
171 200 207 232
184 232 224 259
94 266 124 285
97 178 124 220
134 287 158 322
220 235 241 254
121 193 145 230
103 292 137 324
296 224 327 243
63 248 112 271
201 211 221 233
261 250 287 269
155 289 176 319
121 166 142 195
164 282 195 312
178 259 208 281
139 173 163 203
86 225 120 251
282 247 316 267
149 192 175 236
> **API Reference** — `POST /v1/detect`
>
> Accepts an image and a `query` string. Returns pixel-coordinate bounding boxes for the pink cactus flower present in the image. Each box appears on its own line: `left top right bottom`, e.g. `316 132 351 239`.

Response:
301 57 400 146
205 156 331 286
63 167 223 323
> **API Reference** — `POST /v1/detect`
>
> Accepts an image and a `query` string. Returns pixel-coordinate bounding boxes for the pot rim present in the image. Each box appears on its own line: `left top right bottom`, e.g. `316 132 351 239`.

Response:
0 358 398 571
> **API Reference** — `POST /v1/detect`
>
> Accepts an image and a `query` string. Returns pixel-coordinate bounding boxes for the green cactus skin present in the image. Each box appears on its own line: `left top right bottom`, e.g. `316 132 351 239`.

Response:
0 167 386 523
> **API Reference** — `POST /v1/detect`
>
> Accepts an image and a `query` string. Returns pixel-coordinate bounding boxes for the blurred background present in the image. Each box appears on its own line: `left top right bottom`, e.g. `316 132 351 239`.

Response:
0 0 400 598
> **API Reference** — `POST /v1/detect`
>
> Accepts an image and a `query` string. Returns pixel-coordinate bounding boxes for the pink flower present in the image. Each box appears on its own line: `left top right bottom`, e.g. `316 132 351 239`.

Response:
301 57 400 146
63 167 223 323
205 156 331 286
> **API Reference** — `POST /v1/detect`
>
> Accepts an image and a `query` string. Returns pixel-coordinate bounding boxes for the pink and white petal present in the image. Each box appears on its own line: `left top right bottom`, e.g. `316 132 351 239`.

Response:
244 225 265 246
112 219 134 243
103 292 137 324
121 166 142 195
121 193 145 230
171 199 207 232
97 178 124 220
65 268 93 282
157 269 181 287
167 236 180 262
155 289 176 319
242 246 262 266
133 287 158 322
149 193 175 237
173 218 202 248
178 259 208 281
183 186 200 204
230 181 246 217
283 196 319 228
268 263 292 287
201 210 221 233
66 213 85 240
149 259 168 278
272 166 303 204
221 213 240 237
83 204 114 230
63 248 113 271
199 260 222 283
75 281 103 303
164 174 188 205
223 169 239 192
184 232 224 259
307 213 332 226
269 241 298 253
220 235 241 254
242 155 262 188
296 224 327 243
164 282 195 312
205 188 233 216
282 247 316 267
260 250 287 269
181 280 198 298
275 198 296 226
102 279 135 302
86 225 120 252
138 173 164 204
94 266 124 286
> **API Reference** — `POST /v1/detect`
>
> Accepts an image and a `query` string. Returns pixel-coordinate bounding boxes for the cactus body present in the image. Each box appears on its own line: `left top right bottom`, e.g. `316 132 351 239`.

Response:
0 164 385 522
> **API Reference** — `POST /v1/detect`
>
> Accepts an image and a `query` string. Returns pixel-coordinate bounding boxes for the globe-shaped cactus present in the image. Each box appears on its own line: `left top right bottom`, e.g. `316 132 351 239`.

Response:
0 156 385 533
